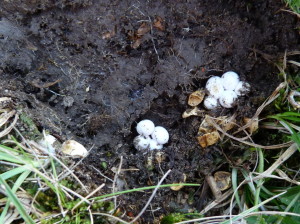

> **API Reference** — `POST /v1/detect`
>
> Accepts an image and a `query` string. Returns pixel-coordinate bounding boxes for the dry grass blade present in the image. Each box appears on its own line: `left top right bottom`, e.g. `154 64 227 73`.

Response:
208 116 292 149
200 189 234 215
256 143 298 178
71 183 105 213
276 169 300 185
129 169 172 223
235 82 286 135
0 110 16 128
0 113 18 138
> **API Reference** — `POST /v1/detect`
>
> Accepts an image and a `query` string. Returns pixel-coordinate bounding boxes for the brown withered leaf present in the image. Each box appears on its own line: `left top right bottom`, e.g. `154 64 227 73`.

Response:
31 79 62 89
170 174 187 191
188 89 205 107
243 117 259 134
137 22 150 37
197 131 220 148
153 16 165 31
214 171 231 191
131 38 142 49
182 107 205 118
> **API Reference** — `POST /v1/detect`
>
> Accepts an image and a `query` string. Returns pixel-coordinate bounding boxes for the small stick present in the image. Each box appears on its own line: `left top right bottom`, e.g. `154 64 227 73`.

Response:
205 175 222 200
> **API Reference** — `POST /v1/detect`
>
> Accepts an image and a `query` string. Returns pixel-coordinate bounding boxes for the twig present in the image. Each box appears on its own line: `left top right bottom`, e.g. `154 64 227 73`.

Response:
71 183 105 213
129 169 172 223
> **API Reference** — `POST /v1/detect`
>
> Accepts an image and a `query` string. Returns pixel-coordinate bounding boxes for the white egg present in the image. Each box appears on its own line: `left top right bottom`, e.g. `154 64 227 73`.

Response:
133 135 150 150
203 95 219 110
234 81 251 96
221 71 240 91
151 126 169 145
149 139 163 150
136 119 155 136
219 90 238 108
205 76 224 99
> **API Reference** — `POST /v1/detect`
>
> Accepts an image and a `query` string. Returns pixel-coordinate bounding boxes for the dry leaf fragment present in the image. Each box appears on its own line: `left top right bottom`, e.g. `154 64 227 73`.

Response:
170 174 187 191
137 22 150 37
153 16 165 31
131 38 142 49
217 115 236 132
0 97 12 108
188 89 206 107
182 107 205 118
214 171 231 191
61 140 88 158
243 117 258 134
197 131 220 148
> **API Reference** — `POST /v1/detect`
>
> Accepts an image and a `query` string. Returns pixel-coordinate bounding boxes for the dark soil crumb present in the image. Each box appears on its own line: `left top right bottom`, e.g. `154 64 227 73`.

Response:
0 0 299 222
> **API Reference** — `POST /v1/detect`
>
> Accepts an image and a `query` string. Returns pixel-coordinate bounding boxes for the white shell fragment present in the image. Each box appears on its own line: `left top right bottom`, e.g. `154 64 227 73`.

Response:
205 76 224 99
221 71 240 91
234 81 251 96
133 135 150 150
149 139 163 150
38 133 57 155
61 140 88 158
203 95 219 110
219 90 238 108
151 126 169 145
136 119 155 137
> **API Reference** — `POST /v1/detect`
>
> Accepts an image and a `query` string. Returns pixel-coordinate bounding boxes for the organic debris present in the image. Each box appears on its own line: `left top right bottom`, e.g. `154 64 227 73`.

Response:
188 89 206 107
214 171 231 191
170 174 187 191
196 115 236 148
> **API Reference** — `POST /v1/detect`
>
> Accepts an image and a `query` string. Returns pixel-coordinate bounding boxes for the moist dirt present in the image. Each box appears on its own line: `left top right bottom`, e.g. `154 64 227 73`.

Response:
0 0 299 222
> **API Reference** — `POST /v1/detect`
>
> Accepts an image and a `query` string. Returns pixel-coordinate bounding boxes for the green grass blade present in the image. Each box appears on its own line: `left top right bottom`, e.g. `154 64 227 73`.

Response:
254 148 264 211
232 168 242 211
91 183 200 201
0 172 34 224
0 165 31 180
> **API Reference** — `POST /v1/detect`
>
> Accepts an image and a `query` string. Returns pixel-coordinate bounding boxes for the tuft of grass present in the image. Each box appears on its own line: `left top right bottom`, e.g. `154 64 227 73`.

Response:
284 0 300 14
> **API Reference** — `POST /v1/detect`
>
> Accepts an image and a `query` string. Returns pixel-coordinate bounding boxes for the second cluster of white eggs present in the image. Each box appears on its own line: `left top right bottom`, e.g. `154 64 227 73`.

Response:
204 71 250 109
133 119 169 151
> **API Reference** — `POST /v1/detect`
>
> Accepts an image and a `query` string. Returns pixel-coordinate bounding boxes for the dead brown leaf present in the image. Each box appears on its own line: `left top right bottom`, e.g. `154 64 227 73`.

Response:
153 16 165 31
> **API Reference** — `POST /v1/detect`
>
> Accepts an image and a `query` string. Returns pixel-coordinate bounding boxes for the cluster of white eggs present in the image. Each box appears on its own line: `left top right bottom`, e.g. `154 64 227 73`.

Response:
133 119 169 150
203 71 250 109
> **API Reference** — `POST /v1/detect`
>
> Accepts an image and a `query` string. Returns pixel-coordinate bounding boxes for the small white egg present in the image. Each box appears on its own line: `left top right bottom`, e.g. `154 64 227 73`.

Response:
221 71 240 91
234 81 251 96
133 135 150 150
149 139 163 150
151 126 169 145
219 90 238 108
136 119 155 136
205 76 224 99
203 95 219 110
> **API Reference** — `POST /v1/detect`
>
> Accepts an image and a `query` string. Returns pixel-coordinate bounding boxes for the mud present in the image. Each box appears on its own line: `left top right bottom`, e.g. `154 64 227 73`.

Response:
0 0 299 222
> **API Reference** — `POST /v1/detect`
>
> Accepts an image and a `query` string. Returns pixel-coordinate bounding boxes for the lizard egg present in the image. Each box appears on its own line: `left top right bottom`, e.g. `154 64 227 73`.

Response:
136 119 155 136
203 95 219 110
133 135 150 150
149 139 163 150
235 81 251 96
205 76 224 99
221 71 240 91
151 126 169 145
219 90 238 108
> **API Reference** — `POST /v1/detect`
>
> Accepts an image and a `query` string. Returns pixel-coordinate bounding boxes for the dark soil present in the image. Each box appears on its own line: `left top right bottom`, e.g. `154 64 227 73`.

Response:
0 0 299 222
